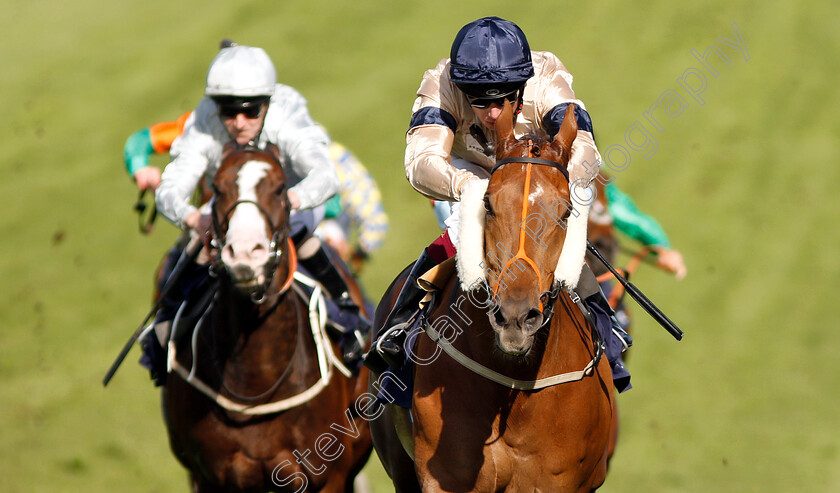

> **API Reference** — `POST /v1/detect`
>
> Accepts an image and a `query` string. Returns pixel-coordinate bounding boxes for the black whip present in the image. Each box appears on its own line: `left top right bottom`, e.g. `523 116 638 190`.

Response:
586 240 683 341
102 240 203 386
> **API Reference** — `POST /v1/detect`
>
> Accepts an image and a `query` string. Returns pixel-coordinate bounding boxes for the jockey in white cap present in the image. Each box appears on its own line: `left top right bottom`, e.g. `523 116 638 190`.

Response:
156 43 362 313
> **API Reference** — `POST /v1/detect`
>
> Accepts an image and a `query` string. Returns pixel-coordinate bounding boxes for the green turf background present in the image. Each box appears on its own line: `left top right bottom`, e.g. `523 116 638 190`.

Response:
2 0 838 491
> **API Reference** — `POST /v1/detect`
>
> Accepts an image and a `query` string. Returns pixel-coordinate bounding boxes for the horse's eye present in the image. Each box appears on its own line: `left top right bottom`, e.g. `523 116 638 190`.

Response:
483 195 495 216
275 184 286 196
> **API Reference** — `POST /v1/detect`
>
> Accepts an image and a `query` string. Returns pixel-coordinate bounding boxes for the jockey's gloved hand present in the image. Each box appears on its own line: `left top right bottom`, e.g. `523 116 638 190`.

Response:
653 246 687 280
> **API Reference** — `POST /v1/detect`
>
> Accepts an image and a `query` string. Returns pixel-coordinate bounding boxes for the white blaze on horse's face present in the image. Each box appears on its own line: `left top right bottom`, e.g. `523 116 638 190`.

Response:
529 182 544 206
221 160 273 286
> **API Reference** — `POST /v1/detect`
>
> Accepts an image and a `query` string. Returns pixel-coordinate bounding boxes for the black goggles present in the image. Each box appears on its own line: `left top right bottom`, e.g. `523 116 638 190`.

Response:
214 97 268 119
467 92 518 109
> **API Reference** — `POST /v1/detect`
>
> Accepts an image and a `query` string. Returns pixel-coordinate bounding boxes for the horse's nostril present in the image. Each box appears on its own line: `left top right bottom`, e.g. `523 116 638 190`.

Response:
223 244 235 260
524 308 543 330
494 309 506 326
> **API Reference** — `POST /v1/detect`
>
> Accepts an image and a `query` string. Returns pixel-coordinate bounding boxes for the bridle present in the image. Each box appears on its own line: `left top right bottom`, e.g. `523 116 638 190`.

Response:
208 150 296 303
487 141 571 327
424 136 607 389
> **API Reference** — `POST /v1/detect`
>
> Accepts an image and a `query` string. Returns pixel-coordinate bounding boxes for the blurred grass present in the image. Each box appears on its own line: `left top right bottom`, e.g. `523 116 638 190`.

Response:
1 0 838 491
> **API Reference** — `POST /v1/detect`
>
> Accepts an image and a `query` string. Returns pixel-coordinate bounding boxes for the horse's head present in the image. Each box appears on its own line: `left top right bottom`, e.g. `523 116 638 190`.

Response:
479 101 578 356
210 144 291 297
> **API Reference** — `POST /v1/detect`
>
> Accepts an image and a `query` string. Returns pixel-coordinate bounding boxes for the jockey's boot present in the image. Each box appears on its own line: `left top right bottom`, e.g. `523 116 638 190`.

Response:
300 245 359 312
587 290 633 353
364 250 439 373
300 244 370 366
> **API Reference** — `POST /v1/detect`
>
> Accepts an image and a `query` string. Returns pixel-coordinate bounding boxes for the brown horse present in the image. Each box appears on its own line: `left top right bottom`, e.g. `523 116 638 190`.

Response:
163 146 372 492
370 102 616 492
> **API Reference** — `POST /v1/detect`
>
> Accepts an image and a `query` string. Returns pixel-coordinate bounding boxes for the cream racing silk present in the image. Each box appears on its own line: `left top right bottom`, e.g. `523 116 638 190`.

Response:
405 51 601 202
157 84 339 228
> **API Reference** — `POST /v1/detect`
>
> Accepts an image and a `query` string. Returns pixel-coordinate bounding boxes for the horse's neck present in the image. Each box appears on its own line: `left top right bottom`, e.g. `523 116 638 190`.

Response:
211 281 302 365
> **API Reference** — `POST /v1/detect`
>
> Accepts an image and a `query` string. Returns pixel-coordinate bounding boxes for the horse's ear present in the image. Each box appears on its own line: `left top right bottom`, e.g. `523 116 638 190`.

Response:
495 99 516 145
221 141 239 161
265 143 282 164
553 103 578 153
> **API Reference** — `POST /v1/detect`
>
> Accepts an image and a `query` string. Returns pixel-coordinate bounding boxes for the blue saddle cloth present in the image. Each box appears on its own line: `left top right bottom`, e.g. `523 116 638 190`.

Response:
376 294 632 410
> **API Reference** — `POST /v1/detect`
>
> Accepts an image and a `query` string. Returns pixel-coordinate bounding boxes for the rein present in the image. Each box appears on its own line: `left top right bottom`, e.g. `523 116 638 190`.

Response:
424 287 605 391
134 189 157 234
166 270 351 415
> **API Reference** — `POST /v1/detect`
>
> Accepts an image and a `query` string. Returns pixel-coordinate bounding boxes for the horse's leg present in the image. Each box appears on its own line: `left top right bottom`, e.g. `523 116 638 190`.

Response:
606 392 619 467
368 394 422 493
342 376 375 493
342 437 373 493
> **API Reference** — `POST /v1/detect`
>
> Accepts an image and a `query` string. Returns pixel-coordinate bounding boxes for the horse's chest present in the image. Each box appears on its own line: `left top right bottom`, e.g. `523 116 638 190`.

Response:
478 395 606 490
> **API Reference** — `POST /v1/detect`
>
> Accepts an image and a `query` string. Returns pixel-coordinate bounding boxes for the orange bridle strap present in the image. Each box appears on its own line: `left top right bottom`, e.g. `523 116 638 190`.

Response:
492 141 546 311
277 237 298 295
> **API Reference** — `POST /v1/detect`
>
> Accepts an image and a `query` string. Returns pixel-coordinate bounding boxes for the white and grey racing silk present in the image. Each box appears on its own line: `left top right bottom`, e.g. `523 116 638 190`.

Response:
157 84 339 228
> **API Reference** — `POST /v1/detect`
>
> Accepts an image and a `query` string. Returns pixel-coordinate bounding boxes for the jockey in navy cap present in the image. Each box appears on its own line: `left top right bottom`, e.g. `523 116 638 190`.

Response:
365 17 631 393
449 16 534 112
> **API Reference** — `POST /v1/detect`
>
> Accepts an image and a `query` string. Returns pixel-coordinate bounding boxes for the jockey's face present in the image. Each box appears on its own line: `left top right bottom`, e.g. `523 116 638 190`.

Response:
220 102 267 145
471 102 505 130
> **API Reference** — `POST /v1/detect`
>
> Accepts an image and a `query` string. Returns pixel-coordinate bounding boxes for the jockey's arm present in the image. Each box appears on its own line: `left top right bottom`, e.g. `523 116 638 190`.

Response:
606 182 687 279
546 106 601 191
404 105 480 202
284 137 337 210
536 52 603 191
124 112 193 191
272 89 339 210
605 182 671 248
124 127 154 176
156 106 214 230
124 127 162 191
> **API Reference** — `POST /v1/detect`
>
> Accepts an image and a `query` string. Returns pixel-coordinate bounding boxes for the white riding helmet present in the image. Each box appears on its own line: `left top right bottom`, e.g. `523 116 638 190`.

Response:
205 45 276 97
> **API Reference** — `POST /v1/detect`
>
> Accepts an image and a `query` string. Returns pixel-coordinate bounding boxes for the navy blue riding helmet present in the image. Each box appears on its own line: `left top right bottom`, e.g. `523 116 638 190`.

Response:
449 17 534 99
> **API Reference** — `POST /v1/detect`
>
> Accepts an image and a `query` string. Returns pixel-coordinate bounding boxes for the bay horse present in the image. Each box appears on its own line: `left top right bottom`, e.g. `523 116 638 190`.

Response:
163 145 372 492
370 102 616 492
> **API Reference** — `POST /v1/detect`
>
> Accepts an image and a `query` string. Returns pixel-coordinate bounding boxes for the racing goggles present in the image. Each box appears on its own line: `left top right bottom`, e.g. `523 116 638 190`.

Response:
213 96 269 119
467 92 518 109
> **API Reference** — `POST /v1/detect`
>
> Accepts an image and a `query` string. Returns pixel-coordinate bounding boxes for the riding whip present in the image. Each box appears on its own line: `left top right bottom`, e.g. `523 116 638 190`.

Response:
586 240 683 341
134 189 157 234
102 240 203 386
